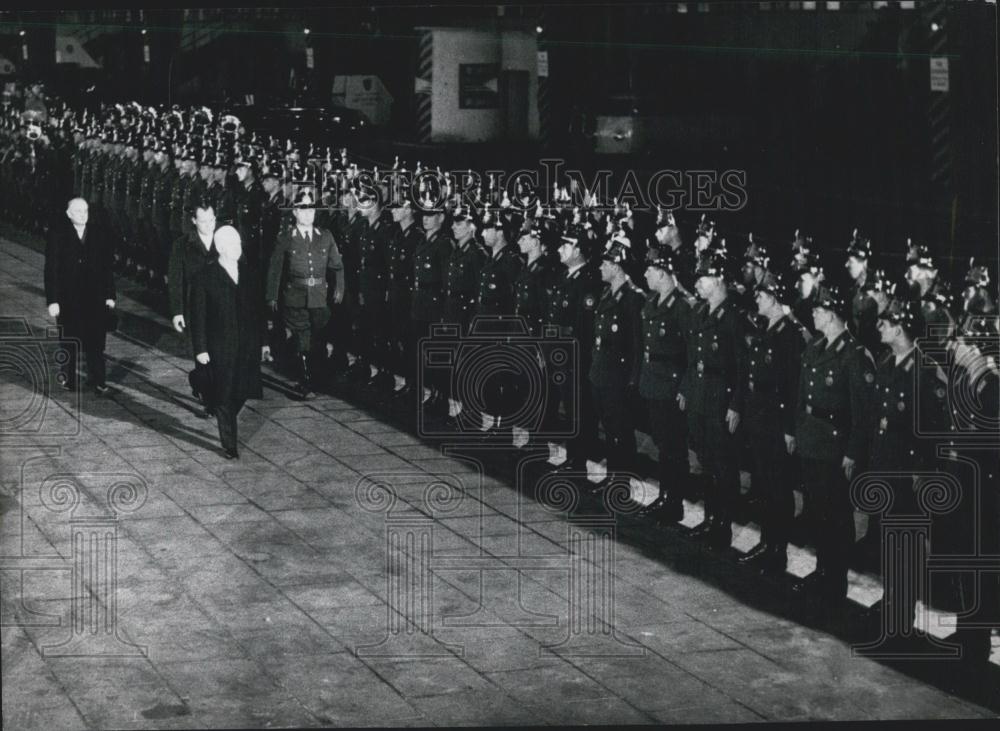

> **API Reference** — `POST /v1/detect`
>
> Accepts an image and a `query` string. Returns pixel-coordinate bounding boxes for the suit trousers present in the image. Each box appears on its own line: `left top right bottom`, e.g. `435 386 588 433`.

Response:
59 320 107 388
801 457 854 594
283 305 329 356
746 406 794 550
216 398 246 453
646 396 689 508
592 381 636 476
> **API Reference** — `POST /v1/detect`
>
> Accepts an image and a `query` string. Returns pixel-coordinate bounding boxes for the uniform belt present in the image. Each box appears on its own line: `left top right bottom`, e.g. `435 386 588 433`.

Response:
803 404 842 422
294 277 322 287
644 353 682 365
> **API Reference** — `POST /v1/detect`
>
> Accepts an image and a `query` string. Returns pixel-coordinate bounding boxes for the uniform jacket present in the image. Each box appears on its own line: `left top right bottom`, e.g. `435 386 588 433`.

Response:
389 221 421 310
746 315 811 435
189 260 263 405
412 228 452 322
476 244 523 317
514 253 558 336
544 263 601 348
444 237 486 327
266 226 344 309
868 346 946 471
357 214 393 305
638 288 691 401
168 230 218 320
795 329 875 464
589 280 646 390
680 298 747 419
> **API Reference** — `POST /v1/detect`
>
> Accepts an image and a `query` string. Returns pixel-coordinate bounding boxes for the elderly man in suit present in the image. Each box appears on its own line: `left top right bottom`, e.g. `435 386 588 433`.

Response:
190 226 269 459
44 197 117 394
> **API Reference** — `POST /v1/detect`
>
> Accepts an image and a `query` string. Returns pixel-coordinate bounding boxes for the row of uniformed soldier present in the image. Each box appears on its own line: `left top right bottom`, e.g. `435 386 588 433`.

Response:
3 100 997 663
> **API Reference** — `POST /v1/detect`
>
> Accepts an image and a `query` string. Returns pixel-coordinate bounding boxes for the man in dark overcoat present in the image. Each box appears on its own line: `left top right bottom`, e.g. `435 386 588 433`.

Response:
190 226 267 459
44 197 117 393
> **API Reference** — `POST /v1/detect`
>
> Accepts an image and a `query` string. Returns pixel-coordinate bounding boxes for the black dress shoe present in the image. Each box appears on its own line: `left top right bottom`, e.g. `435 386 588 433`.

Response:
223 449 239 460
738 543 771 565
651 503 684 525
686 520 715 540
57 377 76 392
638 496 668 517
791 570 827 597
93 383 110 396
392 384 413 400
706 525 733 550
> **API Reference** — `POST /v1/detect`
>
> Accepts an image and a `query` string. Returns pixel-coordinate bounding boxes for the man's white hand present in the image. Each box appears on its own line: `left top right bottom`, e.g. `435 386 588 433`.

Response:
195 352 210 365
843 456 856 481
47 303 60 318
261 346 273 362
105 299 115 308
676 393 686 411
726 409 740 434
173 315 186 333
784 434 796 455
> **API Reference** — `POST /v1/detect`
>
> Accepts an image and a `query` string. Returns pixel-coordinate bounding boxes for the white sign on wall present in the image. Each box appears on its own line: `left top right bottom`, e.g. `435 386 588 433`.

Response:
537 51 548 78
930 57 949 92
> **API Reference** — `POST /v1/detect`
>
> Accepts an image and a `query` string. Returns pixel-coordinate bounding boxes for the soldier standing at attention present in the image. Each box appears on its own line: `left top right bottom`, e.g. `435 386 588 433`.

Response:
386 199 422 399
636 249 691 524
266 189 345 397
511 226 558 448
737 279 811 574
546 226 601 473
589 238 646 489
845 233 879 356
474 208 523 436
443 208 486 426
411 201 451 412
791 286 875 601
678 251 747 550
865 299 943 636
355 193 394 392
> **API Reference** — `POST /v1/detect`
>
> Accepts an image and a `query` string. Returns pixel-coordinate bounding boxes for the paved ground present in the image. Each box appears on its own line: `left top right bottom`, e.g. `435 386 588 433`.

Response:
2 233 998 728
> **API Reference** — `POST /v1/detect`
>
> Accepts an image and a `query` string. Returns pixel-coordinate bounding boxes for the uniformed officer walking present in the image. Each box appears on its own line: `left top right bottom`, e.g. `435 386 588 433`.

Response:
678 251 747 550
636 249 692 523
589 238 646 488
266 188 345 397
792 286 875 601
738 279 811 574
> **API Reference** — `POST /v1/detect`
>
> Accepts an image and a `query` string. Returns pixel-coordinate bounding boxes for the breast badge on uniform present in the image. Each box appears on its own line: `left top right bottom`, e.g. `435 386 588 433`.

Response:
583 295 595 310
864 372 874 383
897 401 906 411
825 375 834 386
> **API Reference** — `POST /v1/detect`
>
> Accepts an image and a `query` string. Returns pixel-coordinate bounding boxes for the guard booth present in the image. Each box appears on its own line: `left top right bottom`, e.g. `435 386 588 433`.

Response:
413 26 540 144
